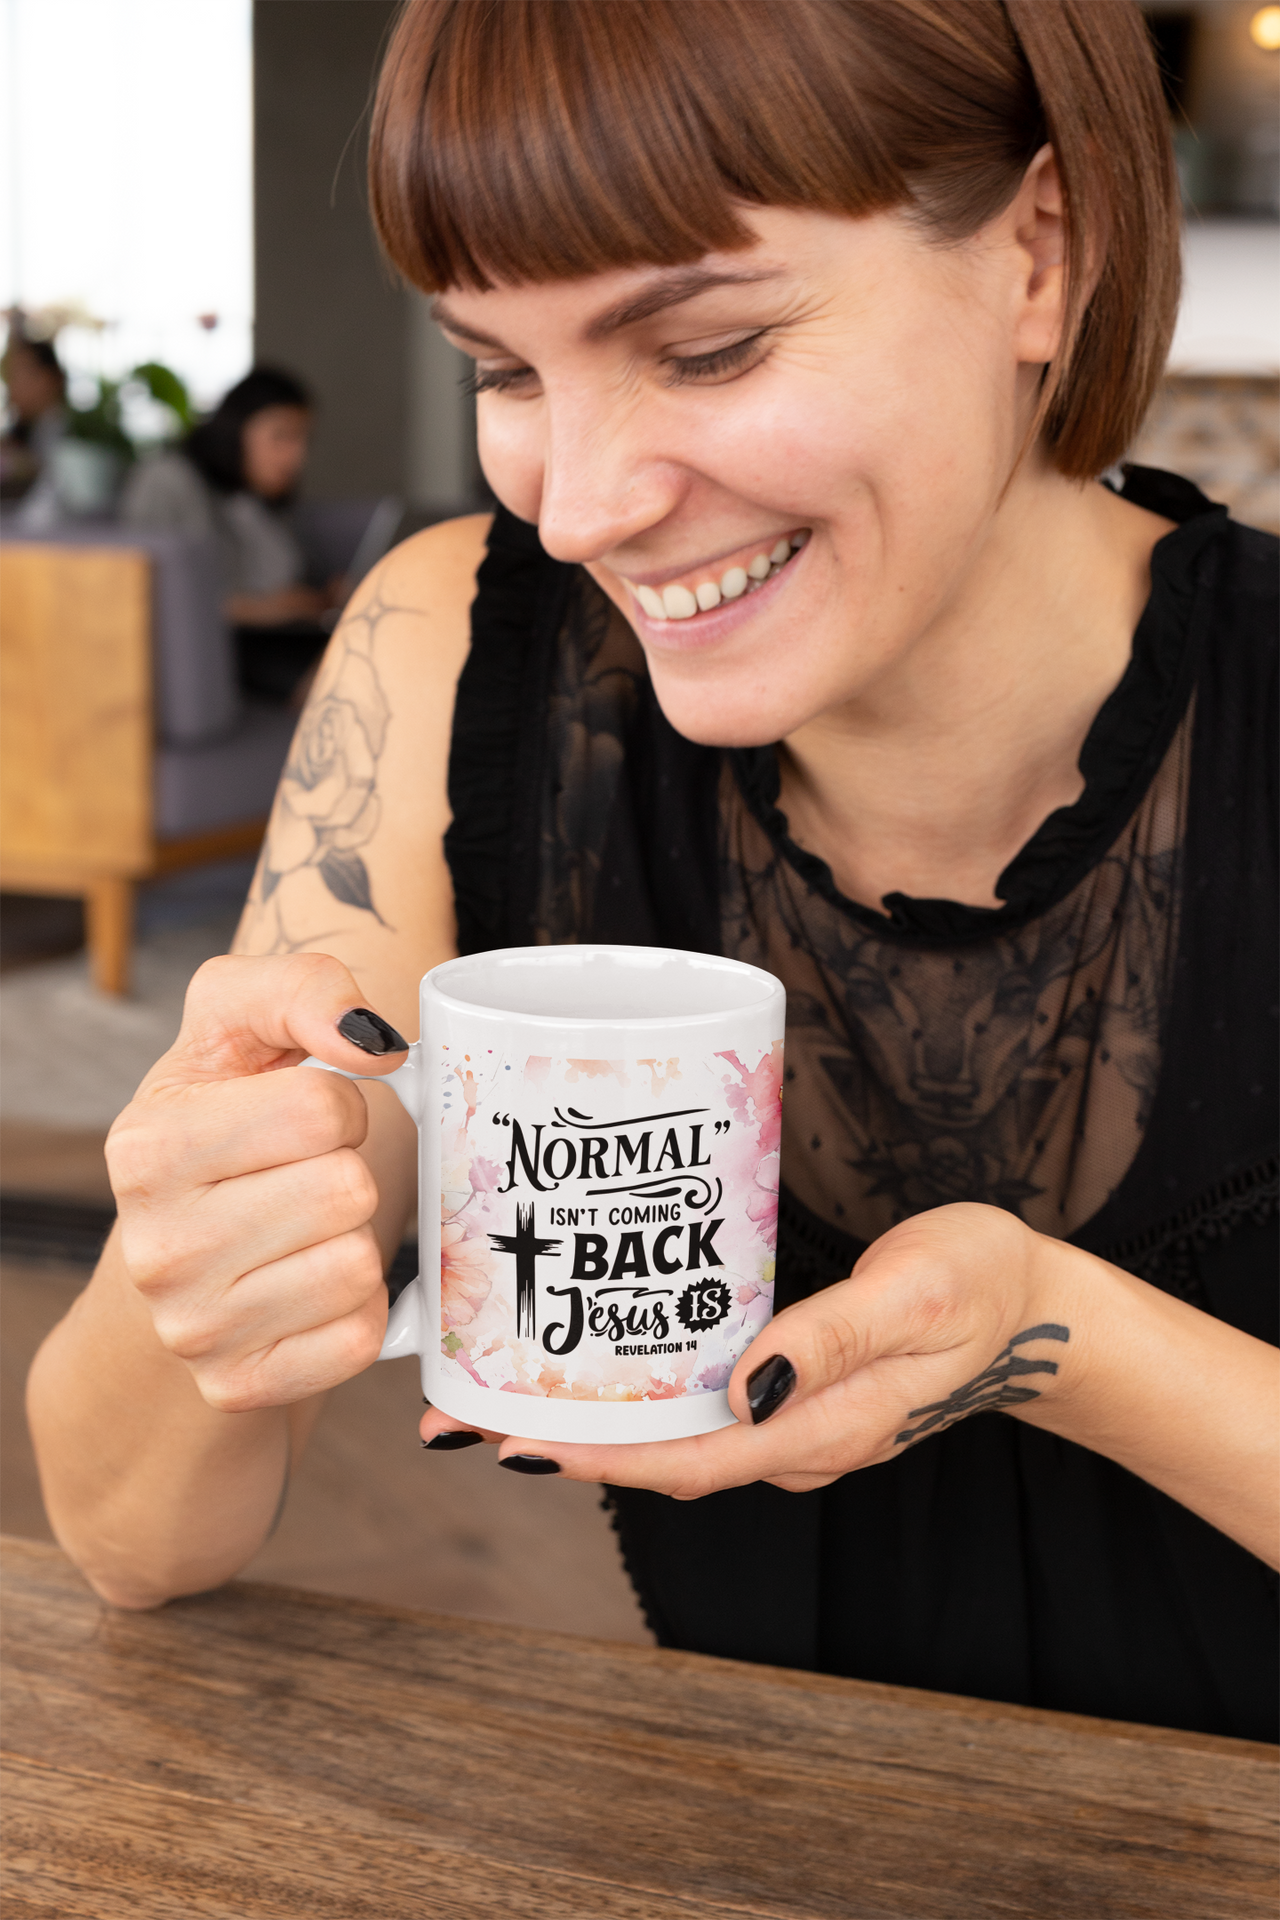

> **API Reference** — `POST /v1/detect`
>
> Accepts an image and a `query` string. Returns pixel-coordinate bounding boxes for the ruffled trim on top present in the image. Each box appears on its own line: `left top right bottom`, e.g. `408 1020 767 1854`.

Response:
730 467 1229 947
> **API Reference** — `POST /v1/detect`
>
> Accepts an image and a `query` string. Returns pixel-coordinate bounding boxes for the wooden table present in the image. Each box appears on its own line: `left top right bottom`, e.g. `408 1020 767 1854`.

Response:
3 1538 1275 1918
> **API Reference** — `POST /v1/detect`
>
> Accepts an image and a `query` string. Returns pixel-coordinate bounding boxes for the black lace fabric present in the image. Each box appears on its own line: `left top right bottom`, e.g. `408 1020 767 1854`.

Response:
532 576 645 945
721 709 1193 1247
448 481 1278 1740
470 474 1274 1309
521 563 1196 1259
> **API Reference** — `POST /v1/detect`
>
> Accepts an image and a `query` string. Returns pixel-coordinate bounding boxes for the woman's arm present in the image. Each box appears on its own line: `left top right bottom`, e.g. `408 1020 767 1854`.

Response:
26 516 491 1608
26 1093 406 1611
422 1203 1279 1569
1013 1237 1277 1565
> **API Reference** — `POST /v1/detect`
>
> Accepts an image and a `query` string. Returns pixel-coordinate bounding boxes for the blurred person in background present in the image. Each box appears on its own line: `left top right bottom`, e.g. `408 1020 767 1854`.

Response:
0 325 67 505
123 366 346 702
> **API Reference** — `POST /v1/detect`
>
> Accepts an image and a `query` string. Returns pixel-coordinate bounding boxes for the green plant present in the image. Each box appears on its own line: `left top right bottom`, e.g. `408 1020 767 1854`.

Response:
64 376 133 459
130 360 194 431
63 360 195 458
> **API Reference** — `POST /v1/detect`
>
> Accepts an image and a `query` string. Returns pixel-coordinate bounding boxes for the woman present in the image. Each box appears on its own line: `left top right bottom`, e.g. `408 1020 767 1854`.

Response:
29 0 1276 1743
122 366 339 699
0 328 67 506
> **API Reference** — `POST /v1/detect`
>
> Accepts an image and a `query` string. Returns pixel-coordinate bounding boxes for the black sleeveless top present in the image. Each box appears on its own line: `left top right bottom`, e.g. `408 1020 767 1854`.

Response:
444 467 1279 1742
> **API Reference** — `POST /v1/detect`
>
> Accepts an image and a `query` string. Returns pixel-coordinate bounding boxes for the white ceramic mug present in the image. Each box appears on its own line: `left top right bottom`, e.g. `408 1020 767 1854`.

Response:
313 944 785 1444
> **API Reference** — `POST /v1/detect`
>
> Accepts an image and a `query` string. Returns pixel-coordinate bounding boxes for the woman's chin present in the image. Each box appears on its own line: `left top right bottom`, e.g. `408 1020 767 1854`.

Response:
646 673 800 750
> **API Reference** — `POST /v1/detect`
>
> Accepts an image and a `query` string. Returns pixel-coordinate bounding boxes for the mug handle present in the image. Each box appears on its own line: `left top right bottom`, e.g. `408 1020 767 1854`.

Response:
303 1046 427 1363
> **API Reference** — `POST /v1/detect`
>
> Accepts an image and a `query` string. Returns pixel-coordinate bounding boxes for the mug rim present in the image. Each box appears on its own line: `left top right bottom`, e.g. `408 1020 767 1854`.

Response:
423 943 784 1031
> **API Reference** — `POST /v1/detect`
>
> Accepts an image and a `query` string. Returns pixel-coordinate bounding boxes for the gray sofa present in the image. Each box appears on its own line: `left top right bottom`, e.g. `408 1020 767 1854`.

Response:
11 523 298 838
9 497 406 838
0 496 412 991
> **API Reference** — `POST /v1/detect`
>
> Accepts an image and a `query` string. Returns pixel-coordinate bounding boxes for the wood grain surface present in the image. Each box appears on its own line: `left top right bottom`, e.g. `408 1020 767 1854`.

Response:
0 546 153 875
2 1537 1276 1919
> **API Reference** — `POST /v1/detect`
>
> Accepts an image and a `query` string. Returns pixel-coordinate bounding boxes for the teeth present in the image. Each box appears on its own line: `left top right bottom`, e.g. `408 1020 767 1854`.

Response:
628 531 809 620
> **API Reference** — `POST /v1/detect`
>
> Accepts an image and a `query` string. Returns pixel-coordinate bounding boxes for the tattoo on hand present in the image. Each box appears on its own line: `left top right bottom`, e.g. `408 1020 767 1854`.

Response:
242 585 407 952
894 1323 1070 1448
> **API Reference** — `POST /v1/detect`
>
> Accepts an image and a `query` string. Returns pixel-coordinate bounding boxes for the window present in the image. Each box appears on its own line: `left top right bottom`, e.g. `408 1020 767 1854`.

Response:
1 0 252 407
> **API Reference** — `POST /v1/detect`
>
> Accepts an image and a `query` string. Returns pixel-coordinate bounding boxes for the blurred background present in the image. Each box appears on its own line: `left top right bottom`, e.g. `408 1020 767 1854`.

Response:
0 0 1275 1637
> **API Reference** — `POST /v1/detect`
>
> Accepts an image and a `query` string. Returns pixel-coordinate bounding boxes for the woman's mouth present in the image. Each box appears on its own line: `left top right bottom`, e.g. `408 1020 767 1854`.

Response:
621 529 810 625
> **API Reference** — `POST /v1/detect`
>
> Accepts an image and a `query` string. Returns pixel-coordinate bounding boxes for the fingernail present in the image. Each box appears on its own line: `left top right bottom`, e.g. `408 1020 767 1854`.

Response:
746 1354 796 1425
422 1431 483 1451
338 1008 409 1055
499 1454 560 1476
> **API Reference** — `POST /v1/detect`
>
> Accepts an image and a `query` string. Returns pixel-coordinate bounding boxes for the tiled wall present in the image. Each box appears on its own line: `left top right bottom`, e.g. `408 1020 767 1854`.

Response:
1130 374 1280 533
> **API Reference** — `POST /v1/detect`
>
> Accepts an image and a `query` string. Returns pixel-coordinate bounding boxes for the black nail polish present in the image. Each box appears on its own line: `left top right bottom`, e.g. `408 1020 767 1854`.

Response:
338 1007 409 1055
422 1431 483 1451
746 1354 796 1425
499 1454 561 1475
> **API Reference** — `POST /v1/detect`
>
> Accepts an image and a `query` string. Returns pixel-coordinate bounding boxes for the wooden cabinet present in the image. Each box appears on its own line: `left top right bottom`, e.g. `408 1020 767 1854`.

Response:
0 543 266 993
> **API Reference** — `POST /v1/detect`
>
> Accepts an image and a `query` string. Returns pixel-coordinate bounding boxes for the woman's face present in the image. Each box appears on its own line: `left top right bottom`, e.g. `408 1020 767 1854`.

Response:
435 188 1063 748
4 343 64 422
242 404 310 499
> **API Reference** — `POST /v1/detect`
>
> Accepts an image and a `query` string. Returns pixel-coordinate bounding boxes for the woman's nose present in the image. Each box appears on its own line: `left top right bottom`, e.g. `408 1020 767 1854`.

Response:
534 397 686 566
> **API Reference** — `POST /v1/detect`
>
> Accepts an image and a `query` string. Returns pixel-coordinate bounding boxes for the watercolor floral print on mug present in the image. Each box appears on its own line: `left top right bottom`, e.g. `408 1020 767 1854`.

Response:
437 1044 783 1402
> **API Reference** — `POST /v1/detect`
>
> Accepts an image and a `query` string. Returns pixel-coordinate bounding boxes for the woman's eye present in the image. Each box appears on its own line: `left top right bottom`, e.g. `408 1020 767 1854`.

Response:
460 364 537 397
663 331 770 387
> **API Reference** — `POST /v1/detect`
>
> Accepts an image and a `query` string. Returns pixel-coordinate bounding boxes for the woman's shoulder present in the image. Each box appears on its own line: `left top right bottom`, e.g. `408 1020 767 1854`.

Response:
377 511 494 612
1193 511 1278 733
349 512 493 693
1218 513 1279 643
335 510 495 714
1130 465 1277 726
234 513 497 981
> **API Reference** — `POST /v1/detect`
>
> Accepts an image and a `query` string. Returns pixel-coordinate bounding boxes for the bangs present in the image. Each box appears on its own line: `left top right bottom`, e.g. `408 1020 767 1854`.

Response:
371 0 959 292
370 0 1181 481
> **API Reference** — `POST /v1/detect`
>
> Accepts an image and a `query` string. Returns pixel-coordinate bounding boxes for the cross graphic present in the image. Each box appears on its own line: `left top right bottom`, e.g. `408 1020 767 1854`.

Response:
489 1204 562 1340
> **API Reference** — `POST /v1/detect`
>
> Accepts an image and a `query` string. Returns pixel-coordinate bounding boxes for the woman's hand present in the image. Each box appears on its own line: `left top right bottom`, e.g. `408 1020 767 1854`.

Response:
422 1204 1065 1492
106 951 407 1413
420 1201 1279 1568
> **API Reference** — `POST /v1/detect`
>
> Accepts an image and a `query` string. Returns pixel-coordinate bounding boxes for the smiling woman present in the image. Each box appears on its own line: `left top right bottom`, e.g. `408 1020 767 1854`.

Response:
26 0 1278 1752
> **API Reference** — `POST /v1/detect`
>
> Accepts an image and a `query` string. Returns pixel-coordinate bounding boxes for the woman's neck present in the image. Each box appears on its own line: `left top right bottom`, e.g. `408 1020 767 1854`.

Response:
777 471 1176 912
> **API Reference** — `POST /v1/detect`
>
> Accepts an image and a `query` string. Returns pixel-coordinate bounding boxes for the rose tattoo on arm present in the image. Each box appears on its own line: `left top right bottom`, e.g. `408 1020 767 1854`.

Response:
243 587 406 952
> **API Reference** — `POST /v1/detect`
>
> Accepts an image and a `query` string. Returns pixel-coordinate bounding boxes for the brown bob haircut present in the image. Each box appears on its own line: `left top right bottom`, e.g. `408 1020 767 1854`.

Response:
370 0 1179 479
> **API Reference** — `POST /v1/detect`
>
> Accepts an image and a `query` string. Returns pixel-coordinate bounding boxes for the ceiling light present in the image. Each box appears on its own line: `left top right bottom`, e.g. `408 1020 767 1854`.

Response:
1250 7 1280 51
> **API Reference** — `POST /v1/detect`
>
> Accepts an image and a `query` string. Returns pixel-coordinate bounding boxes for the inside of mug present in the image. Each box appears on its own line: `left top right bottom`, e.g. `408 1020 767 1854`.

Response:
435 946 777 1021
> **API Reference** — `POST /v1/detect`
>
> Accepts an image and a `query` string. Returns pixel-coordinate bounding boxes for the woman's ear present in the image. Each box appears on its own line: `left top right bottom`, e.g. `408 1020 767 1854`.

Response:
1009 145 1068 369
